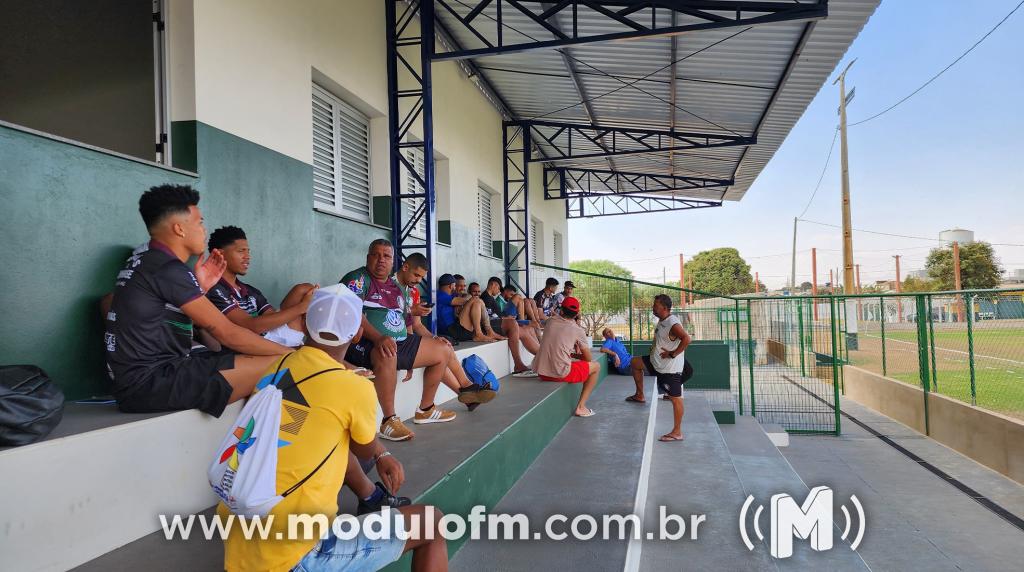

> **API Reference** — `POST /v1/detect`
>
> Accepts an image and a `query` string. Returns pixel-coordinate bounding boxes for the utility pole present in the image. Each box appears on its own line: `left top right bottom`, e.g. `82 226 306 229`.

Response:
834 60 858 348
894 254 902 323
953 241 965 322
791 217 798 290
829 269 835 295
755 272 760 294
812 247 819 320
679 254 686 310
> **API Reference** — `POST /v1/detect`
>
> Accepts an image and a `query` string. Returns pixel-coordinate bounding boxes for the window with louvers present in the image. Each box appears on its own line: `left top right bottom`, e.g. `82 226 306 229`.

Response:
477 187 493 256
402 147 427 238
312 84 371 221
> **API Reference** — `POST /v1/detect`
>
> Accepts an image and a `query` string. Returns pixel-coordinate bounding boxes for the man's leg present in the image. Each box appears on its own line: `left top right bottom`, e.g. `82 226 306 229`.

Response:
502 319 530 372
574 361 600 416
278 282 315 331
371 346 401 419
457 298 492 342
220 354 285 403
416 339 497 407
627 356 646 402
662 396 684 440
517 323 541 355
409 339 446 411
344 450 376 499
397 505 449 572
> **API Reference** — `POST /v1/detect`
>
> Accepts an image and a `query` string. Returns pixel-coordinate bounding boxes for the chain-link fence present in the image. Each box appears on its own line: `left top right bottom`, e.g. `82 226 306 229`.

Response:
525 264 1024 431
846 291 1024 421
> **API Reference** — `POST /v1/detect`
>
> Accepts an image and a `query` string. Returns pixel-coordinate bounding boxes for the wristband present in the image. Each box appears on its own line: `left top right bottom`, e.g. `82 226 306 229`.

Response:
373 450 392 464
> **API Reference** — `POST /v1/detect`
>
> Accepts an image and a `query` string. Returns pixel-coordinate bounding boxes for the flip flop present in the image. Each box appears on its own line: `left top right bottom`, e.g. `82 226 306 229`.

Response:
625 395 646 403
659 434 684 442
575 408 596 418
512 369 538 378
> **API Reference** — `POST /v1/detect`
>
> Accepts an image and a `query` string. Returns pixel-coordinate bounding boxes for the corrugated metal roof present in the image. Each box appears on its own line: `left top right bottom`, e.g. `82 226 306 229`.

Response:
435 0 880 201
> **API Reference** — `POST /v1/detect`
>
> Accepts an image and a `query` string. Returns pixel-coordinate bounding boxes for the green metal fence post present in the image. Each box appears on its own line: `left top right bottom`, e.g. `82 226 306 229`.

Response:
880 296 887 376
966 293 976 405
735 299 744 415
928 295 938 391
798 298 806 376
746 299 755 417
829 297 842 435
627 280 634 354
915 295 931 435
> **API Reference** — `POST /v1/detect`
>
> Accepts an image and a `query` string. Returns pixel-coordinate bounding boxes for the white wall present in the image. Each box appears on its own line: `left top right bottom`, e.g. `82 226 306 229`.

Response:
169 0 568 265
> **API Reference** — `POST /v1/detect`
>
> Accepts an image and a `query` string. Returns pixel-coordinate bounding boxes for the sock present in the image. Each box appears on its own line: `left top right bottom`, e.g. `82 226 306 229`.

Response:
418 403 434 413
362 484 385 503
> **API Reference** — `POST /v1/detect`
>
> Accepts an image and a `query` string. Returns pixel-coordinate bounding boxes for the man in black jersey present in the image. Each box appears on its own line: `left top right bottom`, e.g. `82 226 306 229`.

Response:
104 185 289 417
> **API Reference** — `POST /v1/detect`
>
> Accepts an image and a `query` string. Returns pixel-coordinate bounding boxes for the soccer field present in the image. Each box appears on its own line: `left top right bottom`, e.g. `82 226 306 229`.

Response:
848 325 1024 420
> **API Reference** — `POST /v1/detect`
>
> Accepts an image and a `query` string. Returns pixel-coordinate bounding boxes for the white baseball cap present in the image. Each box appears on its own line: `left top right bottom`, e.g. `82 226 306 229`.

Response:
305 284 363 346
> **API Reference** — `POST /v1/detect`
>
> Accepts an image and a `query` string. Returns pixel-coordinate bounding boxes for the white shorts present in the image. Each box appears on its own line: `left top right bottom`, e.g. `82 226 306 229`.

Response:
264 324 305 347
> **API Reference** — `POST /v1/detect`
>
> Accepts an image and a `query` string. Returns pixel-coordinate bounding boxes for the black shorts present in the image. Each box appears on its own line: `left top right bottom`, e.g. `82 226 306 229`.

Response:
116 350 236 417
448 323 474 342
641 355 693 399
490 318 506 334
345 335 423 371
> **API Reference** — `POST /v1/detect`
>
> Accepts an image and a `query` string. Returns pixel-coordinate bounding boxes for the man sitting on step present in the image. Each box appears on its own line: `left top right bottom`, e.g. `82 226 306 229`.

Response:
479 277 540 376
104 185 290 417
219 284 448 572
341 240 496 442
205 225 318 349
530 297 600 418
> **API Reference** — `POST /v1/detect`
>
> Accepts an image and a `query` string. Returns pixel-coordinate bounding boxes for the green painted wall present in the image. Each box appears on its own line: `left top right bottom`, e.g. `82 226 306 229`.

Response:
0 124 197 399
0 120 513 400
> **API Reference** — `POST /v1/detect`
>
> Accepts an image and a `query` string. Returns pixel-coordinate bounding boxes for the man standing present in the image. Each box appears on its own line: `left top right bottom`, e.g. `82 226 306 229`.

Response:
105 185 289 417
341 241 495 441
530 297 600 417
627 294 691 442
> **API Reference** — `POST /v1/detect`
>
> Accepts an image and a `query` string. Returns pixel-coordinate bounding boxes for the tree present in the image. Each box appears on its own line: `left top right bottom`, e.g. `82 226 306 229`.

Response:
684 248 754 295
900 275 935 293
799 281 813 292
926 242 1002 290
569 259 633 337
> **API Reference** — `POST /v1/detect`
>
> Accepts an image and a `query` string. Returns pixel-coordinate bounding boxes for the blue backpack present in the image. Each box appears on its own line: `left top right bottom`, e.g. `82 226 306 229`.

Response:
462 354 499 392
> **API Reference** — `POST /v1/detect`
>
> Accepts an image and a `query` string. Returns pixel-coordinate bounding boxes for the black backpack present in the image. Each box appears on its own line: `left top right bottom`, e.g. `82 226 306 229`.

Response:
0 365 65 446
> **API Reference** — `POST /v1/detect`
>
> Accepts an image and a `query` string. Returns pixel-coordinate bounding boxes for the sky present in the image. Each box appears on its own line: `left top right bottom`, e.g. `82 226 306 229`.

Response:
567 0 1024 290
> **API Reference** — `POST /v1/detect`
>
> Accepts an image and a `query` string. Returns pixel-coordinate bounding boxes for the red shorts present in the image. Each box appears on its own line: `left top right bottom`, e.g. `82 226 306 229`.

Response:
539 360 590 384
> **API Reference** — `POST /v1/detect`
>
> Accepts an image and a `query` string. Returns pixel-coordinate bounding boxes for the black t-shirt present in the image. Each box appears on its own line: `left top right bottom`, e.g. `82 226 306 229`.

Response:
207 278 272 317
480 291 502 319
105 241 204 396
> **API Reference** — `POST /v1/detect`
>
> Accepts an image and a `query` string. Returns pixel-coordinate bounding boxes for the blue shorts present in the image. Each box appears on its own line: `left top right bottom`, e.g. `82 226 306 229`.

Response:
292 510 406 572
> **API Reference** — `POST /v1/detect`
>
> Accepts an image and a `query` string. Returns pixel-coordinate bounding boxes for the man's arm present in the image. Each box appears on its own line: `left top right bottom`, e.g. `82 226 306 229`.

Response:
180 297 289 355
350 437 405 493
661 323 692 358
357 314 398 357
224 286 314 333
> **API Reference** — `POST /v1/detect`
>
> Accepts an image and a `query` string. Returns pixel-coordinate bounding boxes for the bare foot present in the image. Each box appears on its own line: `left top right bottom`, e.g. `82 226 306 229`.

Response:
472 334 492 343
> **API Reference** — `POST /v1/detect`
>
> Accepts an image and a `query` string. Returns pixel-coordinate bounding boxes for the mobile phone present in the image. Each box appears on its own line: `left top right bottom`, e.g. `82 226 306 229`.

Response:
421 302 435 308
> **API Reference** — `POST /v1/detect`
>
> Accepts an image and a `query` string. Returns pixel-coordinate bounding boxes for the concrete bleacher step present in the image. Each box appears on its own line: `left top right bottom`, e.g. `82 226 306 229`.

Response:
719 417 869 571
0 340 537 571
637 395 775 571
66 350 609 572
760 423 790 447
450 372 645 571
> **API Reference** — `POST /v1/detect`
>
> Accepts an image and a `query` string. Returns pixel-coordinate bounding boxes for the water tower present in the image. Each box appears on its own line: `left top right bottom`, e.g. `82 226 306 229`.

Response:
939 228 974 244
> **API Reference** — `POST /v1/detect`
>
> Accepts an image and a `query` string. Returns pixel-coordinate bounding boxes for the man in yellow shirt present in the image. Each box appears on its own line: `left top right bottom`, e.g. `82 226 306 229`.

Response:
220 285 447 571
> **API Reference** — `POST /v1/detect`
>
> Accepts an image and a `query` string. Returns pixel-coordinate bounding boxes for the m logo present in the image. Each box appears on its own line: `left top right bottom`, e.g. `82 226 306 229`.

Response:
740 486 865 559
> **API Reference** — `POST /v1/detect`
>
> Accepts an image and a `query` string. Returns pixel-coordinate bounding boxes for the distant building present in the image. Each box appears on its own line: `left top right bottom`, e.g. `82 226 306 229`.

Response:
907 269 929 280
939 228 974 244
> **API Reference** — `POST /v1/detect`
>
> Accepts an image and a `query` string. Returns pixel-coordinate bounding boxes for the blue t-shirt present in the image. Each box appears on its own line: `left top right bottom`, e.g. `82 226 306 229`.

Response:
602 337 632 371
437 290 457 332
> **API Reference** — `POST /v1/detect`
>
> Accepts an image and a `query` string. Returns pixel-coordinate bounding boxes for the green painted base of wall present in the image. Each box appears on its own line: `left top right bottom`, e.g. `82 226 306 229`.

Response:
713 410 736 425
382 355 609 570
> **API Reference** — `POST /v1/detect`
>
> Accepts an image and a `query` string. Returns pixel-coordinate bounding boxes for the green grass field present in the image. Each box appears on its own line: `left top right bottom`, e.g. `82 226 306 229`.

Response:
849 326 1024 420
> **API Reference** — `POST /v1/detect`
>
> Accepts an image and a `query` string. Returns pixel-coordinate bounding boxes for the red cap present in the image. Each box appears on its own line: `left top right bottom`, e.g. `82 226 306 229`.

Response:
561 296 581 313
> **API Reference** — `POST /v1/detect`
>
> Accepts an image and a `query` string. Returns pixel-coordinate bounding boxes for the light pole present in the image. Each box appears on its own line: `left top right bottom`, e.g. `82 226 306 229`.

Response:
834 59 858 349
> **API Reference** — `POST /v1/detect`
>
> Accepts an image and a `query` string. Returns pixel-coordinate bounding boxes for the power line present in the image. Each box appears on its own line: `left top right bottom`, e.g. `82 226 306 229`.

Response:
850 0 1024 127
798 219 1024 247
796 128 839 218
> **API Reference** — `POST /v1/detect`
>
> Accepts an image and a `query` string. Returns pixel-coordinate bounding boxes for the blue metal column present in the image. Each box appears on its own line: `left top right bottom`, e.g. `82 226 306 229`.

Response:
502 121 530 296
386 0 437 331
